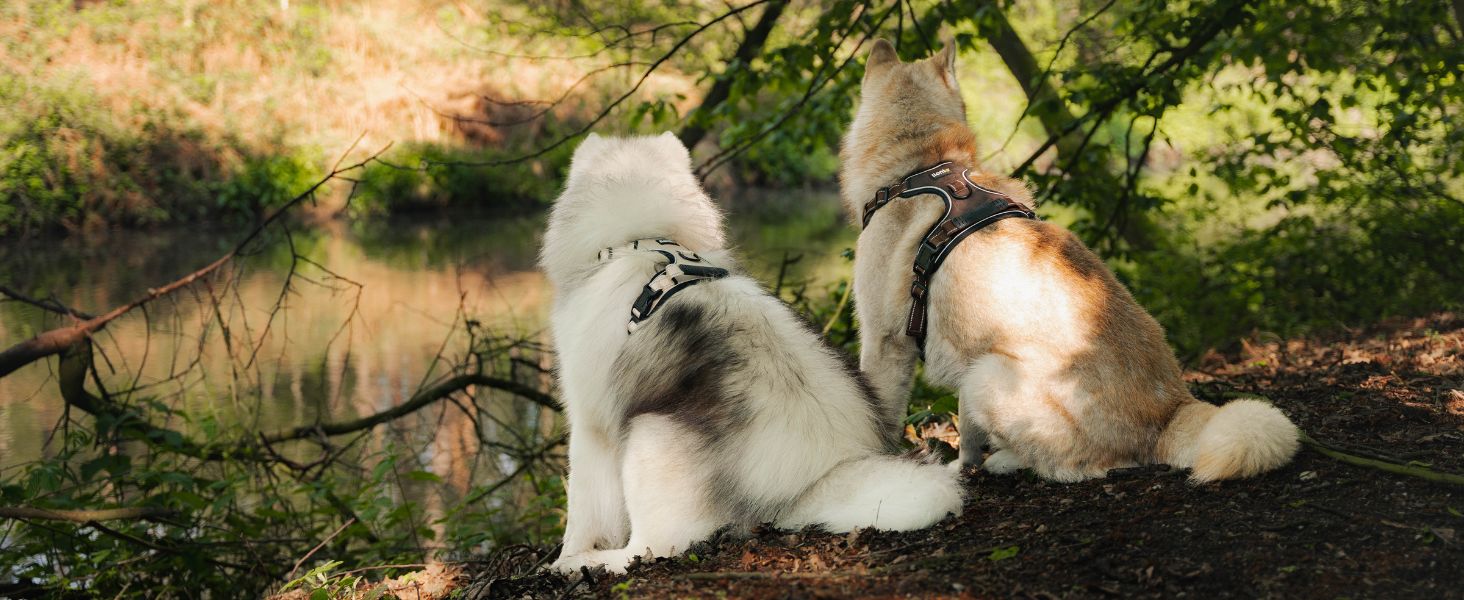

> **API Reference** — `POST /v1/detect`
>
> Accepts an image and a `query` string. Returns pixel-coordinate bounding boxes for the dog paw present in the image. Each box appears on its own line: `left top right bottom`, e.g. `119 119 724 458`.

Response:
954 446 986 471
549 549 636 575
982 449 1024 475
548 554 590 575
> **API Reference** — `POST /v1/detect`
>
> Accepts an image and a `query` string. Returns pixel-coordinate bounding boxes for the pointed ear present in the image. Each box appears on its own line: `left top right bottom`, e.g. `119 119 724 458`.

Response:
865 39 898 77
569 133 607 182
656 131 692 164
579 132 604 152
932 35 958 87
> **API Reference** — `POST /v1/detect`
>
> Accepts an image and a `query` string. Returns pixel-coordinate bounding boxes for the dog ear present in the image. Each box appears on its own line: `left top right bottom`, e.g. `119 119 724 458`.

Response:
865 38 898 77
579 132 604 151
932 34 958 88
656 131 693 165
567 133 608 184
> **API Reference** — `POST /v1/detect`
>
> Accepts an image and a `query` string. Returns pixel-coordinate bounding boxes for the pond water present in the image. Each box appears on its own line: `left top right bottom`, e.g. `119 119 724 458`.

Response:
0 188 855 533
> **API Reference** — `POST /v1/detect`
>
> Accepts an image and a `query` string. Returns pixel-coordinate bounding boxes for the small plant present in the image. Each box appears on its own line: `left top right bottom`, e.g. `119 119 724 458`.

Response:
988 545 1021 561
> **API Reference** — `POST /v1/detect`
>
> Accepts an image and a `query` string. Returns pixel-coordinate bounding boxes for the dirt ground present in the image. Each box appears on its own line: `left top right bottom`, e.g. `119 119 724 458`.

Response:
446 313 1464 599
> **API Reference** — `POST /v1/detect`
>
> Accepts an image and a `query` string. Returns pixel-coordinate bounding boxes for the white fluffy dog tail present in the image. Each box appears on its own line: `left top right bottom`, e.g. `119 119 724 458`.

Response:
777 455 963 533
1158 398 1300 482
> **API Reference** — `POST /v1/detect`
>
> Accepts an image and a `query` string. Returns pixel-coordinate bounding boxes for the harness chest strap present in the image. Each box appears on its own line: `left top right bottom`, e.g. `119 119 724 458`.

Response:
599 238 729 334
861 161 1037 345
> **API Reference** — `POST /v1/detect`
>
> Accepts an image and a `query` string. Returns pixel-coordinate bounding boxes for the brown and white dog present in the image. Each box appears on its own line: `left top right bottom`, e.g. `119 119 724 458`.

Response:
839 39 1298 482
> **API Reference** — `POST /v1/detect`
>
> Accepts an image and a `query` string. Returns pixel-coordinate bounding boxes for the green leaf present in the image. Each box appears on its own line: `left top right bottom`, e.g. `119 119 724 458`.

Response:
988 545 1020 561
363 584 390 600
405 470 442 483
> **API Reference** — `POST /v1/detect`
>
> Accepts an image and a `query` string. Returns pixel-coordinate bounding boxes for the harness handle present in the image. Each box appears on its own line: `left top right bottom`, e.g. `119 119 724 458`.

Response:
861 162 1037 348
600 238 729 334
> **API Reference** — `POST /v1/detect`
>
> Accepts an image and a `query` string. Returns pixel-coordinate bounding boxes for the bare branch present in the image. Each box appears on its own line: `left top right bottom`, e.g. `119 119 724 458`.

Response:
0 144 391 379
0 285 94 320
259 373 562 444
677 0 790 149
0 506 176 522
418 0 777 170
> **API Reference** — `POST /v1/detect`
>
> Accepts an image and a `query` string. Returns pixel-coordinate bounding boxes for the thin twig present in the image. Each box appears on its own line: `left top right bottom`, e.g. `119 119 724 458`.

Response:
1299 431 1464 487
821 281 853 337
290 518 357 579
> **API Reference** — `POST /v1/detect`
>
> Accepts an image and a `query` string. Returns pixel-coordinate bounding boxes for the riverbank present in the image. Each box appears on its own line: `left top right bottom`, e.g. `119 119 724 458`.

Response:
0 0 694 238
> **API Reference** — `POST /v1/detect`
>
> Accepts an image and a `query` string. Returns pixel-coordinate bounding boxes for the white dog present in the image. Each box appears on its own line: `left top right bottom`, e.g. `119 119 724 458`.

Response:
839 40 1298 482
541 132 962 573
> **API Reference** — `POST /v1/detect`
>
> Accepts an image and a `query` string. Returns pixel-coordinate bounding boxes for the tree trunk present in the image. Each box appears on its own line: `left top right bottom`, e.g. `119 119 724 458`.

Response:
979 1 1156 251
677 0 789 150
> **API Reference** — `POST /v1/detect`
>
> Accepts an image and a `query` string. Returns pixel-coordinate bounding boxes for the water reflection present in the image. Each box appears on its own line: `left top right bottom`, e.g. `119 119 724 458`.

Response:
0 189 855 520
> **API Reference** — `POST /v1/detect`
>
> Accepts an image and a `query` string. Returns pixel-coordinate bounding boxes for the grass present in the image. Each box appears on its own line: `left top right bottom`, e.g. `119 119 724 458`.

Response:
0 0 665 236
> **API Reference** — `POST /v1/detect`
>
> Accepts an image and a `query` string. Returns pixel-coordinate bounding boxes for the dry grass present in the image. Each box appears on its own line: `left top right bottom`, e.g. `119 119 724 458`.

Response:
0 0 697 226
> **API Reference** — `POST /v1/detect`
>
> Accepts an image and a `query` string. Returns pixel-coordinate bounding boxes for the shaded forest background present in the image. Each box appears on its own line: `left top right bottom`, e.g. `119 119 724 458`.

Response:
1 0 1461 597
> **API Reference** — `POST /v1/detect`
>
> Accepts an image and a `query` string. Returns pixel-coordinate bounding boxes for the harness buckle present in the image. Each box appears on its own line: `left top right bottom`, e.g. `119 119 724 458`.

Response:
914 242 938 272
609 238 731 334
910 279 928 299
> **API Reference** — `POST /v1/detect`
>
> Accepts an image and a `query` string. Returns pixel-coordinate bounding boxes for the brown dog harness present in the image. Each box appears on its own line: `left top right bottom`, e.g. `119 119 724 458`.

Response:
862 161 1036 346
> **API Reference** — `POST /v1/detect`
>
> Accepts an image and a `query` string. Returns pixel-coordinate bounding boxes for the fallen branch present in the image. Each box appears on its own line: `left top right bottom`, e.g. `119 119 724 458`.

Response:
57 334 558 466
260 373 561 444
0 506 176 522
1298 431 1464 488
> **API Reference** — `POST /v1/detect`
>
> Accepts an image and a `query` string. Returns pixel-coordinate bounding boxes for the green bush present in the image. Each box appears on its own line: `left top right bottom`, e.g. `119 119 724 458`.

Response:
351 143 571 216
0 76 325 236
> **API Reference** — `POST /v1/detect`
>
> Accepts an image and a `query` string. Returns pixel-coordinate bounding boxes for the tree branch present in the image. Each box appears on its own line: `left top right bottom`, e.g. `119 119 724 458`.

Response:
1299 431 1464 488
677 0 789 149
985 0 1250 251
0 145 391 380
259 373 561 444
0 506 176 522
424 0 777 169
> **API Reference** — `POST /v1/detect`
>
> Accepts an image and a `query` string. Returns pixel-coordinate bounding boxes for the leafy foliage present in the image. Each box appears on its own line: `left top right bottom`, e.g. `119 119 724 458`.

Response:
2 0 1462 596
0 331 564 598
646 0 1463 354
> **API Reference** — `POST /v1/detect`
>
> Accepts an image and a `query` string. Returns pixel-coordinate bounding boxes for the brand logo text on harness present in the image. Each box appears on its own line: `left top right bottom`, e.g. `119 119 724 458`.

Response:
862 161 1037 347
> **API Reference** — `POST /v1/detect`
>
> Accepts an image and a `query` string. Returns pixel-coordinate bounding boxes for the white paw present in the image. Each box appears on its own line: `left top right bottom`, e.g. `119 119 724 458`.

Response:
549 549 636 574
549 553 592 575
982 449 1025 475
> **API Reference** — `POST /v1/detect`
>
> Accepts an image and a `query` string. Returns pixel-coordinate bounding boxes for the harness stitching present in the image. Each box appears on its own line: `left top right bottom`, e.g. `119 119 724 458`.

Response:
862 161 1037 347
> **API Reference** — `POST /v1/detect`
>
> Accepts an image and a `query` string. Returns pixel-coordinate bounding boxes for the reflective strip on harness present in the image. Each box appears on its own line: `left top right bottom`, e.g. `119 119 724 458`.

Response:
862 162 1037 347
599 238 729 334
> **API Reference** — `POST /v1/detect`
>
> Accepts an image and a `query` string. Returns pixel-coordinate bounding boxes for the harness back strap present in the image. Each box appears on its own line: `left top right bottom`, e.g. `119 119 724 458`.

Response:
862 161 1036 346
599 238 729 334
